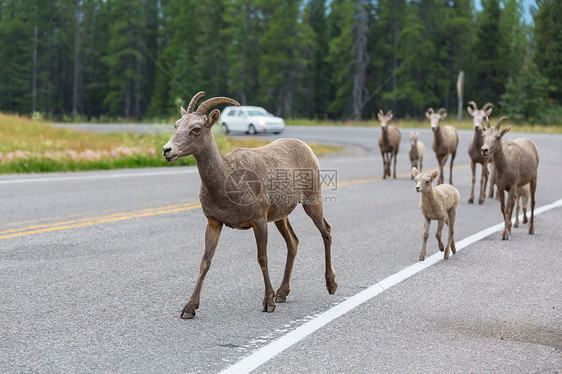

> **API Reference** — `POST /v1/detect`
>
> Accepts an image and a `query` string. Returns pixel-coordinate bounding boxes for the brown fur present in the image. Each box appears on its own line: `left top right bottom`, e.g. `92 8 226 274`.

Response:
467 101 493 204
426 108 459 185
481 117 539 240
162 92 337 319
409 131 425 179
412 167 460 261
377 110 401 179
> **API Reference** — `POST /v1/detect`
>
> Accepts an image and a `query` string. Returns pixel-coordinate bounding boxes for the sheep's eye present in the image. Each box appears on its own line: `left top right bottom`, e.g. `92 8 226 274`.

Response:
425 181 429 184
191 127 201 134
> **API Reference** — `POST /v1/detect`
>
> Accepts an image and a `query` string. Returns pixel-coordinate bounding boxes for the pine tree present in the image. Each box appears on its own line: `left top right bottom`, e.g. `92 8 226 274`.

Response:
533 0 562 103
471 0 507 106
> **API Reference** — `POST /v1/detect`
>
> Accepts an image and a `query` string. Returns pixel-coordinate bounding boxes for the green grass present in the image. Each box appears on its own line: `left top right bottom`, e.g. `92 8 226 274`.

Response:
0 113 341 174
285 117 562 133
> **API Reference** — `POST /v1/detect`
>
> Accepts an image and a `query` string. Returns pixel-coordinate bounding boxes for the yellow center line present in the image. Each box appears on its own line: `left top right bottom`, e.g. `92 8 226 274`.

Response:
1 164 470 240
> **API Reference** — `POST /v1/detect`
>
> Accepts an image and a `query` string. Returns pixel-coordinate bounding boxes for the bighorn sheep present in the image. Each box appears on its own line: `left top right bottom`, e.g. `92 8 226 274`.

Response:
377 109 401 179
412 167 460 261
514 183 530 228
481 117 539 240
162 92 337 319
467 101 493 204
409 131 424 179
426 108 458 185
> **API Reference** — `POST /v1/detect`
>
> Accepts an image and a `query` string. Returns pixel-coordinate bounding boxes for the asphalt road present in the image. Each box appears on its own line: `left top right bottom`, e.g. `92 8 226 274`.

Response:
1 125 561 373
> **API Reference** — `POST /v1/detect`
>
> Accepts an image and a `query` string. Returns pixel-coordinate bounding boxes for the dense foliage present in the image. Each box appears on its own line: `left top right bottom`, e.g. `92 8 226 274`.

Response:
0 0 559 123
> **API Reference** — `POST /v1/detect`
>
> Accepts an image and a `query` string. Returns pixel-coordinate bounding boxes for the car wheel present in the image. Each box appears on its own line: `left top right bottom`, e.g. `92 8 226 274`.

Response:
248 124 257 135
222 123 230 134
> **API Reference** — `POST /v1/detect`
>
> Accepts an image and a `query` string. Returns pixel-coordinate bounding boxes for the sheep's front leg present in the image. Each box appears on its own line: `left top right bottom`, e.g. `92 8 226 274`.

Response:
274 217 299 303
435 218 445 254
419 217 431 261
479 161 489 204
392 151 398 179
252 218 276 313
468 160 476 203
181 217 223 319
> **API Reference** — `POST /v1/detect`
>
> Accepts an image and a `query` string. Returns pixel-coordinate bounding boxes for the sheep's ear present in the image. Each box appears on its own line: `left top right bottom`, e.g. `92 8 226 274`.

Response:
412 167 419 177
485 107 493 116
181 107 187 116
425 111 432 120
205 109 221 127
430 170 439 181
377 111 383 121
500 125 511 137
467 106 474 116
387 113 393 120
440 112 447 120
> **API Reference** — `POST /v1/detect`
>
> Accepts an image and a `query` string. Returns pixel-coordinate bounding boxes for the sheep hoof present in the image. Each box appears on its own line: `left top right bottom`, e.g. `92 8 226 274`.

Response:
443 255 449 260
468 198 474 204
514 222 519 228
529 229 534 235
263 304 276 313
419 256 425 261
275 295 287 303
180 310 196 319
327 280 338 295
478 199 484 205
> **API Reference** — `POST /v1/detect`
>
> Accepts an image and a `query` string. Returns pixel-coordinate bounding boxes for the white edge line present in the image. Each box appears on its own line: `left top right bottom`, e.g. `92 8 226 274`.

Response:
220 198 562 374
0 169 198 184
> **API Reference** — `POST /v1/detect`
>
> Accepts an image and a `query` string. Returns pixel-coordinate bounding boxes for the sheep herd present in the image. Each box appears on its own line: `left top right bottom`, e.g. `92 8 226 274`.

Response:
163 92 539 318
377 102 539 261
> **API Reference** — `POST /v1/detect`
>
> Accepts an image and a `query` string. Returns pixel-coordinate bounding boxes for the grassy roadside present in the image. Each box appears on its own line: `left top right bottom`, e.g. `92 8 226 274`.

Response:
285 118 562 134
0 113 341 174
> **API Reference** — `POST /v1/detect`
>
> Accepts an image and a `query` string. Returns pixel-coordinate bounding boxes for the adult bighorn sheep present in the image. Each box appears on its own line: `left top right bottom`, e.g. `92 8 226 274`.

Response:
426 108 458 185
377 109 401 179
481 117 539 240
467 101 493 204
162 92 337 319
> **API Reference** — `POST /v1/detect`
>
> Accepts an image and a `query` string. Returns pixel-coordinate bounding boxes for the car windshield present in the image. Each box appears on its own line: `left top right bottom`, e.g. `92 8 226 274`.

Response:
247 109 268 117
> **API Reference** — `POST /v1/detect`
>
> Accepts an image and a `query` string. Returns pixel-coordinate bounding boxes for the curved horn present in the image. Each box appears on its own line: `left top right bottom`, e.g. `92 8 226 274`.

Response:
495 116 508 129
482 102 494 112
467 101 477 111
426 107 434 115
196 96 240 115
187 91 206 113
386 110 393 117
437 108 447 115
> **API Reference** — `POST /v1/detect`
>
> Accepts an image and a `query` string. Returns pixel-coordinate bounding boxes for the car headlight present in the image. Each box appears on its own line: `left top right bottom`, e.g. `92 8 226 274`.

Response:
259 119 267 128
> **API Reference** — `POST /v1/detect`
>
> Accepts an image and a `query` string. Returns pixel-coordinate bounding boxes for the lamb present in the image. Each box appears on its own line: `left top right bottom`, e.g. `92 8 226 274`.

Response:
481 116 539 240
162 91 337 319
425 108 459 185
377 109 401 179
514 183 530 228
409 131 424 179
467 101 493 204
412 167 460 261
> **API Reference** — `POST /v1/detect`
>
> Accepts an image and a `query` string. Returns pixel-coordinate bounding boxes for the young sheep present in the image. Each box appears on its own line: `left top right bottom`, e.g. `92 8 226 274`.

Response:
514 183 530 228
162 92 337 319
377 109 401 179
481 116 539 240
412 167 460 261
409 131 425 179
425 108 459 185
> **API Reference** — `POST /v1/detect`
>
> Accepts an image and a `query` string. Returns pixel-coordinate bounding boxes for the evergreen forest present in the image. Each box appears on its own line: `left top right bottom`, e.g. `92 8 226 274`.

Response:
0 0 560 123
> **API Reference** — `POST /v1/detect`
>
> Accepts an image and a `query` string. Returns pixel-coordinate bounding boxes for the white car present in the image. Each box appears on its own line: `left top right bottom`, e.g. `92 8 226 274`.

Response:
220 106 285 135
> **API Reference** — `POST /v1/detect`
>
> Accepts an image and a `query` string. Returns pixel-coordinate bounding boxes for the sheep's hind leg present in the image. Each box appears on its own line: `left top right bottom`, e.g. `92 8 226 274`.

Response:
252 218 277 312
529 177 537 235
181 217 223 319
447 208 457 256
303 201 337 295
435 218 445 254
274 217 299 303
